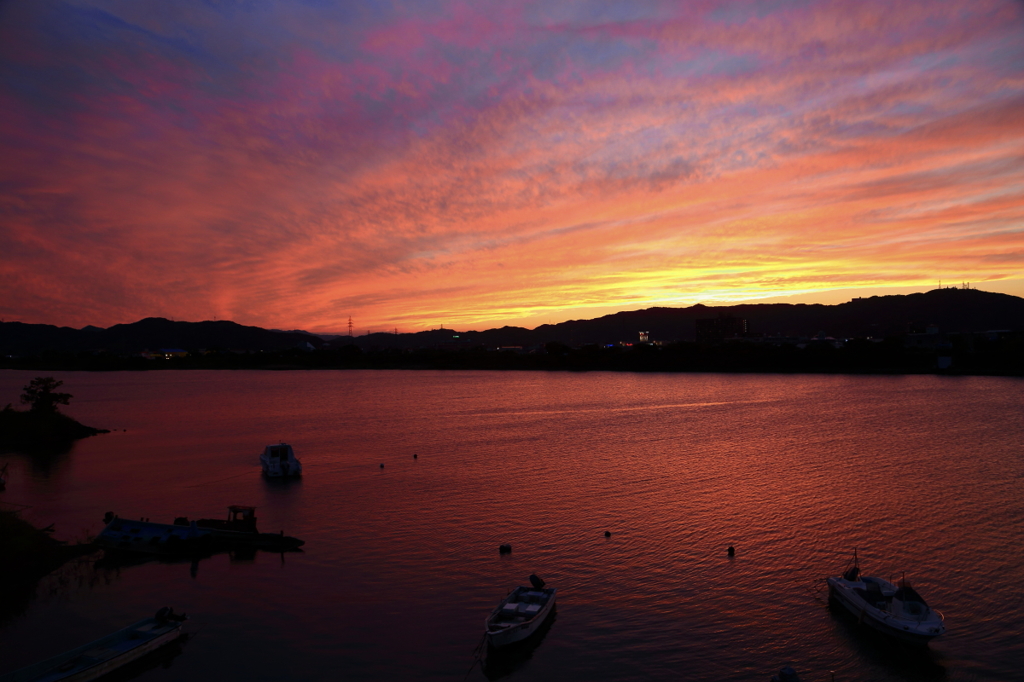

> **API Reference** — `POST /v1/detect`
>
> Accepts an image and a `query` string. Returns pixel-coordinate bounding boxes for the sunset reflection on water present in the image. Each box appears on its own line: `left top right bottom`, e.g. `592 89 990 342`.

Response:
1 370 1021 681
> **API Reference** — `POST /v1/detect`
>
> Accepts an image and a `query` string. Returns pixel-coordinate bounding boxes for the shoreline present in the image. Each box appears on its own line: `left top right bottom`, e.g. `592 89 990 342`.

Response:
0 508 97 625
1 362 1021 378
0 507 96 622
0 509 96 581
0 408 109 453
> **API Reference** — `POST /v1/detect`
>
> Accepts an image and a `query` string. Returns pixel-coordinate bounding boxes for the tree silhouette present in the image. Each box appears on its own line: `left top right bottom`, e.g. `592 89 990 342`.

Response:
20 377 73 413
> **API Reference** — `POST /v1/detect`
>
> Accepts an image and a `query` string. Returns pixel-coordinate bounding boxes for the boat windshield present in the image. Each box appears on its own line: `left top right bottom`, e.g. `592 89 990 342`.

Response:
895 584 928 607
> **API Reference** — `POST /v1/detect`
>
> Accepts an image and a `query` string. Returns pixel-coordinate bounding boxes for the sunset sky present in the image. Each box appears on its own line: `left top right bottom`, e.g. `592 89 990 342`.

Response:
2 1 1022 333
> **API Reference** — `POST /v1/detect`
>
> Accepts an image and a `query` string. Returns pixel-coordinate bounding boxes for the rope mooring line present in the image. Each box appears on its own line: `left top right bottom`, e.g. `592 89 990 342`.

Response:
461 633 487 682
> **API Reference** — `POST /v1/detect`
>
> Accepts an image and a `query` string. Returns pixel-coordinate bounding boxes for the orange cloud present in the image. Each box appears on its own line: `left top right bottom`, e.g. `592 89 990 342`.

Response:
1 0 1022 332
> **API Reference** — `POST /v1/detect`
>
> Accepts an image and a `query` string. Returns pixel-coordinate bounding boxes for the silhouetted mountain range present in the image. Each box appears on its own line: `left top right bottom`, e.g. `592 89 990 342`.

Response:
0 317 324 356
1 288 1022 357
348 287 1024 350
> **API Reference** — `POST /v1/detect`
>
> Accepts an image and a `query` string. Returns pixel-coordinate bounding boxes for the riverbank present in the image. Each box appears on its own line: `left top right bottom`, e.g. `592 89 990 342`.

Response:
2 338 1021 376
0 508 97 625
0 509 95 582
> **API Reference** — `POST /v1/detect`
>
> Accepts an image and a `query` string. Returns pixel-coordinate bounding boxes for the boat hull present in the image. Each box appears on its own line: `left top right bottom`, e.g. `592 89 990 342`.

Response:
827 578 943 645
95 517 303 555
260 443 302 477
485 589 557 649
94 518 215 556
47 629 181 682
0 617 183 682
260 459 302 477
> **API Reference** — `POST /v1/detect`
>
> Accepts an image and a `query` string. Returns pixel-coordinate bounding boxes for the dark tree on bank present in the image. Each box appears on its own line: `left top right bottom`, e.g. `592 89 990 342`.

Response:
20 377 73 413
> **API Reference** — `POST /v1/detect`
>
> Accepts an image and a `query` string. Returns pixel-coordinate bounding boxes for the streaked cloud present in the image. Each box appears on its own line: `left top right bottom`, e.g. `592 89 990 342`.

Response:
1 0 1022 331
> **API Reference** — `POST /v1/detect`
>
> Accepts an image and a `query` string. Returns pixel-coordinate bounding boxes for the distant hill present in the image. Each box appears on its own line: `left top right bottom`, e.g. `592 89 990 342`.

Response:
344 288 1024 349
556 288 1024 343
0 317 324 356
2 288 1021 356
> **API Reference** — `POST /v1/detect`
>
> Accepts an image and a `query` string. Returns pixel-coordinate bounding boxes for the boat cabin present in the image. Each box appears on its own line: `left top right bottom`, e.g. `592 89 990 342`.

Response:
265 444 292 461
260 443 302 477
193 505 259 532
227 505 256 526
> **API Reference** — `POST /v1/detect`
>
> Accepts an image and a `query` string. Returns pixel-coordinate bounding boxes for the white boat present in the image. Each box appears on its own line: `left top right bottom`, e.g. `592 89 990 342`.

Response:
485 575 556 648
826 554 945 645
95 516 214 554
0 608 186 682
260 443 302 477
94 507 304 554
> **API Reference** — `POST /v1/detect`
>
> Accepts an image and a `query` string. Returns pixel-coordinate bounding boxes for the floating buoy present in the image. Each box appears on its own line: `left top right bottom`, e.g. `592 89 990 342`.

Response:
771 666 801 682
499 544 512 554
413 453 418 459
380 463 384 469
727 545 735 556
604 531 611 537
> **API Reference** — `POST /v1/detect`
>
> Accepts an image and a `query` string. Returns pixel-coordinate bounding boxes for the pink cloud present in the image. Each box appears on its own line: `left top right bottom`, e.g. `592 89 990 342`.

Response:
1 0 1022 331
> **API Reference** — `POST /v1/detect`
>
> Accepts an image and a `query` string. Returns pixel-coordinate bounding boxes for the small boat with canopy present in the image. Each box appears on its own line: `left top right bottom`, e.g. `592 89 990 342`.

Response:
260 443 302 477
826 551 945 644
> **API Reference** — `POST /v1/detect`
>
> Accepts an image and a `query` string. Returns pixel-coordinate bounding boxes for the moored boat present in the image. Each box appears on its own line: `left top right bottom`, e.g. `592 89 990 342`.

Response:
0 608 187 682
485 575 556 648
189 505 304 549
826 553 945 645
95 507 303 555
94 515 215 555
261 443 302 477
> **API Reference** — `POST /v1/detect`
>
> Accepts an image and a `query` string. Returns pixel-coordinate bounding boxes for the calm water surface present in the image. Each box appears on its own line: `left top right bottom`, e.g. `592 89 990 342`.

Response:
1 370 1022 681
